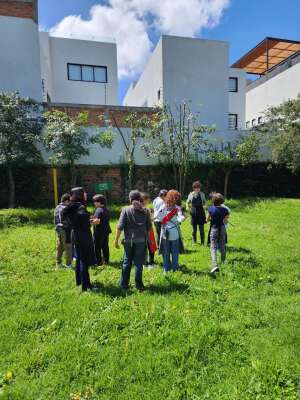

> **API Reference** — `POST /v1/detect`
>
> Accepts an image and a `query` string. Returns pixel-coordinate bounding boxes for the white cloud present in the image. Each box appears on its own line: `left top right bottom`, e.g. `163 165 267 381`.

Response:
50 0 230 79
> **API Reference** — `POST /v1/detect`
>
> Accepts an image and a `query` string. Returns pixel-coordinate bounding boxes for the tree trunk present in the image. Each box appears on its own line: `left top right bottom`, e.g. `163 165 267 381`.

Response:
7 164 15 208
224 169 231 199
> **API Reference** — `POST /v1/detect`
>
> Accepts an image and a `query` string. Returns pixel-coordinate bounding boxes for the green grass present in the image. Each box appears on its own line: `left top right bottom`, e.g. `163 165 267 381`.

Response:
0 198 299 400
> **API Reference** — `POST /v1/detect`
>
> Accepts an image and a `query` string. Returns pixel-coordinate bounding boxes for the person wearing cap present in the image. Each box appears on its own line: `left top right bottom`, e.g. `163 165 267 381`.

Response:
115 190 152 291
153 189 167 244
63 187 96 292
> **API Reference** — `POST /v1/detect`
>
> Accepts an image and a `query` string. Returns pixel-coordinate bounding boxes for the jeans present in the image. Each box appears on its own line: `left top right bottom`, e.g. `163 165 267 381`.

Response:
120 241 146 289
191 220 205 244
162 239 179 272
75 245 91 291
94 233 110 265
210 225 226 270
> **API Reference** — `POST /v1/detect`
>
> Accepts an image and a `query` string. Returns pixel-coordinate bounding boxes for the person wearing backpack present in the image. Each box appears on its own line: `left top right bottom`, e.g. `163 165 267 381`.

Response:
115 190 152 291
186 181 206 245
54 193 72 268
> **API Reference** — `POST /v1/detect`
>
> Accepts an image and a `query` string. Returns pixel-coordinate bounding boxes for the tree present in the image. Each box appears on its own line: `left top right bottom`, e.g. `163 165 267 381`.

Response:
94 111 150 192
141 102 215 195
254 95 300 172
43 110 90 186
208 132 259 198
0 92 43 208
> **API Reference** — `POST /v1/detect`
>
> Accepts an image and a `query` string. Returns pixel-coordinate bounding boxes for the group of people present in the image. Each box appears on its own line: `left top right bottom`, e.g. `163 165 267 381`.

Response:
54 182 230 292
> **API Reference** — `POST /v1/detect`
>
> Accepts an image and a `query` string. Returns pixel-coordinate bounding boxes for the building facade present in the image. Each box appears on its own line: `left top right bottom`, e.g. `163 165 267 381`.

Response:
0 0 118 105
124 35 246 132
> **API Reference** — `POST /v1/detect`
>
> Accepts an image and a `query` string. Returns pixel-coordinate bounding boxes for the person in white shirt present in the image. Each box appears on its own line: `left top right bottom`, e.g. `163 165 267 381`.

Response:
153 189 167 243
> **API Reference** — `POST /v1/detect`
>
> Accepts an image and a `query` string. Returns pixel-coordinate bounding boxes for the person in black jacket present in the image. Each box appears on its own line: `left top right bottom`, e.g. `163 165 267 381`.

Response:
63 187 96 292
186 181 206 245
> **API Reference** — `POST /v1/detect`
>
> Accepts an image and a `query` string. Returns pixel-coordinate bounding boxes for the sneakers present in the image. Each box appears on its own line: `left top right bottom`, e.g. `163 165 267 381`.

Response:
211 266 220 274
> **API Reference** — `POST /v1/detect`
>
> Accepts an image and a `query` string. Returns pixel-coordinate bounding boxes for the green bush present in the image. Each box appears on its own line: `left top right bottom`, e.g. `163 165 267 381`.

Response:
0 208 52 229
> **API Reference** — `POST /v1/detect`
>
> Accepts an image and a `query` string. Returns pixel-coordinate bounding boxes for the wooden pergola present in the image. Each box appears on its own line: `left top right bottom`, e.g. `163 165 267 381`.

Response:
231 37 300 75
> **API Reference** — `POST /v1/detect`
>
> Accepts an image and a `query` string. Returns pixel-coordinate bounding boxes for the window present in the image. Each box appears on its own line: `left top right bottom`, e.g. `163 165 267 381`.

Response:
67 63 107 83
252 119 256 127
246 121 250 129
228 114 238 130
258 116 263 124
229 77 238 92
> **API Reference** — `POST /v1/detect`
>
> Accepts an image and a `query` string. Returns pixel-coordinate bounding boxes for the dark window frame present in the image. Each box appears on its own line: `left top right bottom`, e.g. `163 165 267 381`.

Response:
67 63 108 83
228 113 238 130
258 116 263 124
229 77 238 92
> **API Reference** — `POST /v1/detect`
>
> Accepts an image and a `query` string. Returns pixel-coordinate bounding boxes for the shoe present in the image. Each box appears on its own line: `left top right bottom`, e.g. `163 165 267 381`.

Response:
135 285 145 292
148 264 155 269
65 264 73 269
211 266 219 274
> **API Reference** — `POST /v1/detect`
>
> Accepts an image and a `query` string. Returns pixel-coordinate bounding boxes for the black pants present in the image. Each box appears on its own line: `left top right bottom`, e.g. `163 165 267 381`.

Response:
154 221 161 244
75 245 91 291
146 242 155 265
94 234 110 265
192 220 205 244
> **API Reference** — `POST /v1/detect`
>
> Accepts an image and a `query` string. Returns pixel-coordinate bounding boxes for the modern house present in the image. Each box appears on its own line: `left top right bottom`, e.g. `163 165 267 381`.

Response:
232 37 300 128
123 35 247 131
0 0 118 105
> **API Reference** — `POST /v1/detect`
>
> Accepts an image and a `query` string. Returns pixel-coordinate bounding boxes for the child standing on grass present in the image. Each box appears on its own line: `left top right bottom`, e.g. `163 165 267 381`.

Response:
91 194 112 266
54 193 72 268
186 181 206 245
207 193 229 274
157 190 185 273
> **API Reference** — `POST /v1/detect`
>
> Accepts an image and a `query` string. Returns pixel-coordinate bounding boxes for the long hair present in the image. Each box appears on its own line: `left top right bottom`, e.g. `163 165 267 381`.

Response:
165 190 181 208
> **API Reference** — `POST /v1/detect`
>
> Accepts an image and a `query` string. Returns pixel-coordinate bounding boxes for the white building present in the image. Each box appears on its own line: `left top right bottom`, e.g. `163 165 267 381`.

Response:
232 37 300 128
124 35 246 132
0 0 118 105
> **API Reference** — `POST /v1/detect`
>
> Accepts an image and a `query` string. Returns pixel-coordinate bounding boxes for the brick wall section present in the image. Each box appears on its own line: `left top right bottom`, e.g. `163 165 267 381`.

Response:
47 103 158 128
0 1 37 21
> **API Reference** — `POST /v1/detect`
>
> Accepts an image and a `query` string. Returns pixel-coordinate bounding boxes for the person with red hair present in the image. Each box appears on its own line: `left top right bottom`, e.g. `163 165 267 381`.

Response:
156 190 185 273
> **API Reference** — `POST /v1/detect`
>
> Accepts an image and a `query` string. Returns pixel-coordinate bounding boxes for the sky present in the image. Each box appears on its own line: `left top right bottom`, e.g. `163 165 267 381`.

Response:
38 0 300 104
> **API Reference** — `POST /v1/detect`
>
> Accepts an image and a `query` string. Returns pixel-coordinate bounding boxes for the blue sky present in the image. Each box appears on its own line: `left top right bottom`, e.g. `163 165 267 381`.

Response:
38 0 300 104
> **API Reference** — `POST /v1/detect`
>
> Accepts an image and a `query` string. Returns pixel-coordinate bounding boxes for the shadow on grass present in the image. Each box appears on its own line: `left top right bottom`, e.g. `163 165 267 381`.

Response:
147 281 190 295
227 246 252 254
179 264 210 278
227 255 261 269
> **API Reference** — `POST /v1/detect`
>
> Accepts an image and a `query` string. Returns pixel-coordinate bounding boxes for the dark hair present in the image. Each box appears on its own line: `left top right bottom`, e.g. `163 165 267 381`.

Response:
93 194 107 206
212 193 224 206
129 190 142 203
192 181 201 190
61 193 70 203
71 187 85 203
141 192 150 202
159 189 168 198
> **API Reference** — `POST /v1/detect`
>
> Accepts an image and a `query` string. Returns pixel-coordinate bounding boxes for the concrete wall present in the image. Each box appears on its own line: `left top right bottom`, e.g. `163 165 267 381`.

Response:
229 67 246 129
0 15 42 100
39 33 118 105
246 57 300 125
162 36 229 130
123 38 163 107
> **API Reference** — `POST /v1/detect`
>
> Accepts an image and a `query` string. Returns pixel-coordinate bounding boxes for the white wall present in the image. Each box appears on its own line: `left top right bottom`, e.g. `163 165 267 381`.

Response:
0 16 42 101
162 36 229 130
123 39 163 107
229 68 246 129
40 33 118 105
246 59 300 124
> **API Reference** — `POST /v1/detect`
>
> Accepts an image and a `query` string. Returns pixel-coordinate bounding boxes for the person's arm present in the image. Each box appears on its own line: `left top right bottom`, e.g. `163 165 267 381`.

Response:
201 192 206 206
177 207 185 223
223 210 229 225
186 193 192 211
146 209 152 232
115 208 126 248
206 207 212 223
91 209 101 225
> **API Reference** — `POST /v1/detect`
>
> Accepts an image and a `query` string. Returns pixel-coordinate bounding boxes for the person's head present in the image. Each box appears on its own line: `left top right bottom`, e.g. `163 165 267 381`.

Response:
165 190 181 208
192 181 201 193
129 190 142 204
60 193 70 205
70 187 87 204
158 189 168 199
212 192 224 206
93 194 107 208
141 192 150 206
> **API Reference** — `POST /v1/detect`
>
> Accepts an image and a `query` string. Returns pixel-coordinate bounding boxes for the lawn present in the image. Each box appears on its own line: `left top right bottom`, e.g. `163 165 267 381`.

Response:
0 198 299 400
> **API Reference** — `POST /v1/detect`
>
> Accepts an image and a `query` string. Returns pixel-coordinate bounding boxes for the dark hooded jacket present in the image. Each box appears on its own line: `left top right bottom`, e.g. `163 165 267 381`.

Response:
62 202 96 266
